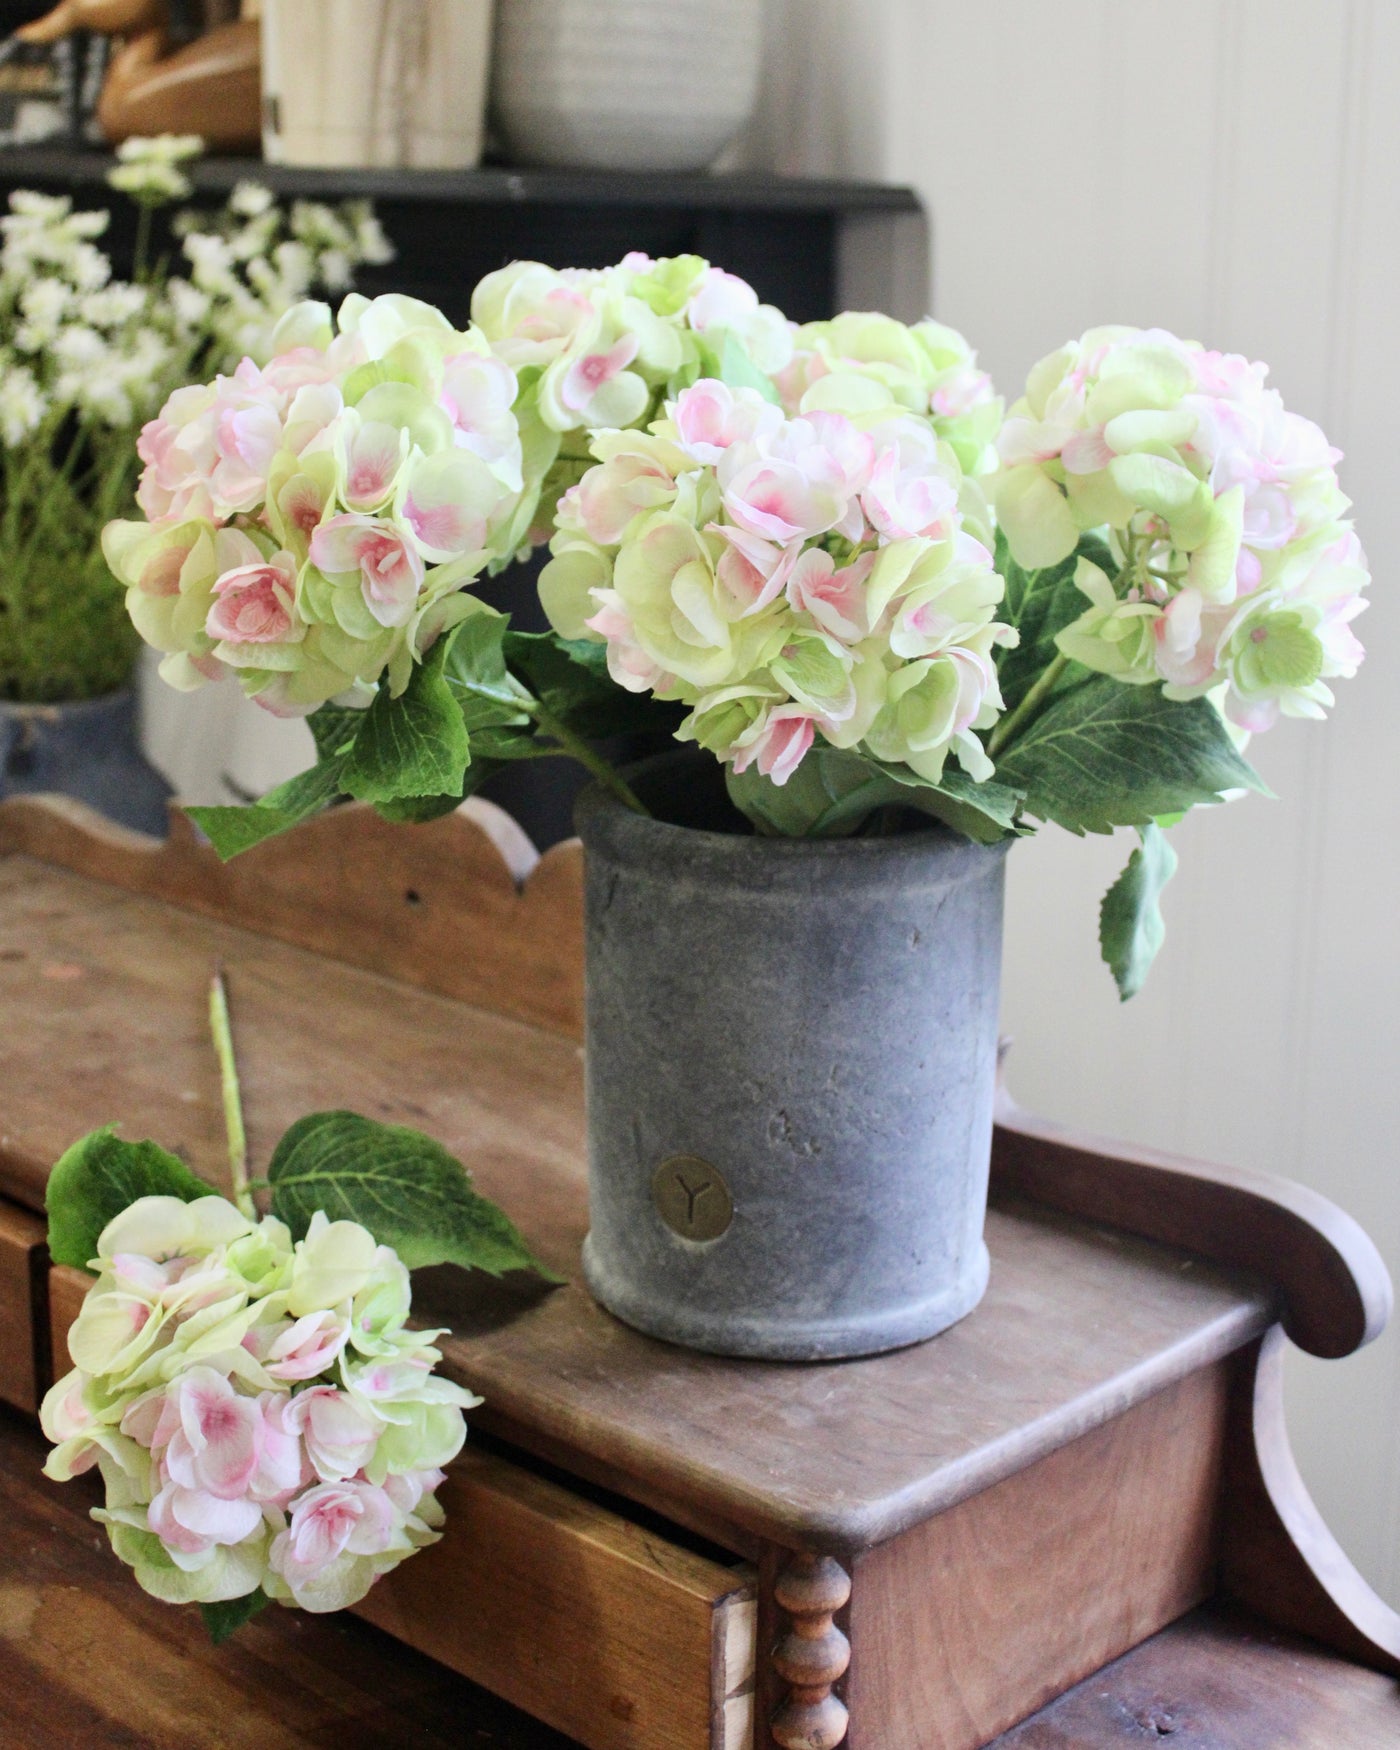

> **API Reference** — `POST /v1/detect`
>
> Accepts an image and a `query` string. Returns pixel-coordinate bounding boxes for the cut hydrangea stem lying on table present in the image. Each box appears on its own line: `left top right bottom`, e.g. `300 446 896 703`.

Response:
209 964 254 1219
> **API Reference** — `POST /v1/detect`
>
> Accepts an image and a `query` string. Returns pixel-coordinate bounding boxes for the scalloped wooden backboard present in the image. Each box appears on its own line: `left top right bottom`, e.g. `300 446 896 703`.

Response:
0 795 585 1040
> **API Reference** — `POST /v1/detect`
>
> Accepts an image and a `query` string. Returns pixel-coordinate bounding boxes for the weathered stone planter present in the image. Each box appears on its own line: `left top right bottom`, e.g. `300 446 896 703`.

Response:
576 758 1009 1361
0 690 171 837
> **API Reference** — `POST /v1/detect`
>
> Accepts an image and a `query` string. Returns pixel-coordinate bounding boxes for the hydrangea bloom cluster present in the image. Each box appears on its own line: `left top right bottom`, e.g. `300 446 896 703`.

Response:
41 1194 478 1614
469 253 792 539
107 256 793 718
995 326 1368 731
104 292 524 714
539 375 1014 786
778 311 1003 480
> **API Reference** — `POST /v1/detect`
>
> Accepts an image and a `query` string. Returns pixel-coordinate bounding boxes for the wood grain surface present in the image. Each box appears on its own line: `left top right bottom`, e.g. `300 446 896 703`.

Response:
988 1602 1400 1748
358 1446 755 1750
847 1365 1229 1750
47 1260 755 1750
0 794 585 1039
1223 1328 1400 1675
5 796 1400 1746
0 1202 45 1413
0 849 1274 1556
993 1098 1392 1360
0 1401 582 1749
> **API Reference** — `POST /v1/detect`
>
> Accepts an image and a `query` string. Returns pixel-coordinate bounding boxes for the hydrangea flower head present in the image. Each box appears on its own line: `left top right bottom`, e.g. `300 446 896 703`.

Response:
41 1193 479 1615
104 293 523 716
538 373 1015 789
995 326 1367 730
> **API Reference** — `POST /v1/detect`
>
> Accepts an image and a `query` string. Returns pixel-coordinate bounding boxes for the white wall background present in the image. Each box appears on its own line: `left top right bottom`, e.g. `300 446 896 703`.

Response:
138 0 1400 1603
743 0 1400 1604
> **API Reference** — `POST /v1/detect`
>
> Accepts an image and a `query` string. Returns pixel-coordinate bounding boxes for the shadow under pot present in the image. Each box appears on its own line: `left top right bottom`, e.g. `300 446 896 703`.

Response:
575 754 1009 1362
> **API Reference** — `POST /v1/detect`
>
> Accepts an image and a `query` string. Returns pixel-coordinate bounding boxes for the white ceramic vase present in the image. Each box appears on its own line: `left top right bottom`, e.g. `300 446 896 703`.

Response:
261 0 495 169
490 0 764 172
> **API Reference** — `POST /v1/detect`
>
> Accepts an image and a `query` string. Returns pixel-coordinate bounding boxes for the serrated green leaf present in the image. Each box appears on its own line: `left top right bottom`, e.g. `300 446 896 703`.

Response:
726 748 888 837
995 529 1111 713
880 764 1026 844
726 747 1023 842
46 1128 210 1270
307 703 365 761
504 631 668 743
994 675 1267 835
200 1588 270 1645
1099 823 1179 1000
186 754 349 861
372 756 511 821
341 638 469 805
267 1111 558 1281
442 609 535 729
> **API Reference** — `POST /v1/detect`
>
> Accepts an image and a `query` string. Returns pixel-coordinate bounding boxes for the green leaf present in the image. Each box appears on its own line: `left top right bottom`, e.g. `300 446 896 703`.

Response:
1099 823 1179 1000
307 703 365 761
994 675 1268 835
372 756 511 821
880 764 1026 844
995 529 1111 714
726 747 1023 843
504 631 667 743
186 754 349 861
46 1128 209 1270
726 748 891 837
442 611 535 732
199 1588 270 1645
267 1111 559 1280
341 638 469 805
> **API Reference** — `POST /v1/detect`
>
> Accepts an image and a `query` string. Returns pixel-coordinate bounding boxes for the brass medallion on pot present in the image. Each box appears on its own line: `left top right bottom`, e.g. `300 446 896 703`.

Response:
652 1155 733 1242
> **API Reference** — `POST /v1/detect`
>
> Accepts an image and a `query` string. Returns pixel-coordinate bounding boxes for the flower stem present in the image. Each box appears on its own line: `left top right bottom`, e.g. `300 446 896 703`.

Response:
532 701 652 817
134 203 152 282
209 965 254 1218
987 652 1071 761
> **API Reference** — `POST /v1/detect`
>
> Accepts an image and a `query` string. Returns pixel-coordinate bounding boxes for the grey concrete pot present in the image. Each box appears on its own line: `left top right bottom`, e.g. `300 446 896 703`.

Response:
576 756 1009 1361
0 690 171 837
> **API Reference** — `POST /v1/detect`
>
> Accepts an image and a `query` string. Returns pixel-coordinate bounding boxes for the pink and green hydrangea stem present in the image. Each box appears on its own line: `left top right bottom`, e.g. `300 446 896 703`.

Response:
209 965 255 1219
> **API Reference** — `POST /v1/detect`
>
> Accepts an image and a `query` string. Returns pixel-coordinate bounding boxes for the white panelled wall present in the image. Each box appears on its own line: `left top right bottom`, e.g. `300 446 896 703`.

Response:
136 0 1400 1603
745 0 1400 1601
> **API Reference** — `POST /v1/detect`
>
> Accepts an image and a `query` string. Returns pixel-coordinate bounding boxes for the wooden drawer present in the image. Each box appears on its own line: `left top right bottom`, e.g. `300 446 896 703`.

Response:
0 1198 46 1411
48 1262 756 1750
361 1446 756 1750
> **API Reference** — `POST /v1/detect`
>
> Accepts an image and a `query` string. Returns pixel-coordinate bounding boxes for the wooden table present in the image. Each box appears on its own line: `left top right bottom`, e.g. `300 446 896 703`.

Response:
0 794 1397 1749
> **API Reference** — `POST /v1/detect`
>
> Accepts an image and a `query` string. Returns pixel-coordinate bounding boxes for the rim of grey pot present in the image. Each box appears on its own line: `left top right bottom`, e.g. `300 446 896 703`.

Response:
574 753 1012 891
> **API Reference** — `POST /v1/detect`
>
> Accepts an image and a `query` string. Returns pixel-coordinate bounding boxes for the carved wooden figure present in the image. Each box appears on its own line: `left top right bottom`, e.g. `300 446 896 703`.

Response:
17 0 260 148
0 792 1397 1748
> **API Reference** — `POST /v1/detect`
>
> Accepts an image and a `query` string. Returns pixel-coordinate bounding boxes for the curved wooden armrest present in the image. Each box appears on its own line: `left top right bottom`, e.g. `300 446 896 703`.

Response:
992 1097 1392 1361
1224 1327 1400 1675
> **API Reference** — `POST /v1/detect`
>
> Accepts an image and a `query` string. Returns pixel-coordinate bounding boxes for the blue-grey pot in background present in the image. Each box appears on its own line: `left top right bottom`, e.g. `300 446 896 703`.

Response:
0 690 171 837
576 757 1009 1362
